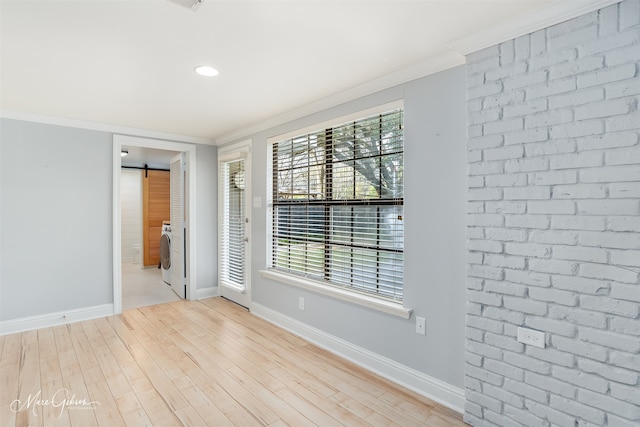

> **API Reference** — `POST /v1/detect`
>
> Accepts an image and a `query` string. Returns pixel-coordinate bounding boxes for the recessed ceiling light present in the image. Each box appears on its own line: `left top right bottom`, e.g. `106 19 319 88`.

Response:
194 65 219 77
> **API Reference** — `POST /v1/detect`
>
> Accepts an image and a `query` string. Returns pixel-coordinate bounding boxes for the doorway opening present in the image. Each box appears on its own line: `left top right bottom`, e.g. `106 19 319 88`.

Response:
120 153 177 310
113 135 197 314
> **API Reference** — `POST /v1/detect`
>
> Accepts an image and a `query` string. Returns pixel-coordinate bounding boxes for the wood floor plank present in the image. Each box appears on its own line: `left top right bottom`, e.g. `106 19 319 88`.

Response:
14 331 43 427
379 389 444 423
298 348 388 398
84 376 127 427
188 301 295 369
147 311 289 425
51 326 80 379
0 298 467 427
113 391 154 427
67 321 111 408
149 309 295 426
123 336 190 413
269 364 337 400
1 333 22 407
104 314 184 427
173 405 209 427
120 310 227 411
118 308 245 425
330 391 398 426
164 304 264 372
52 326 100 426
134 387 183 427
202 383 264 427
37 329 71 427
274 387 343 427
92 318 139 399
58 372 100 426
178 385 234 427
226 365 316 427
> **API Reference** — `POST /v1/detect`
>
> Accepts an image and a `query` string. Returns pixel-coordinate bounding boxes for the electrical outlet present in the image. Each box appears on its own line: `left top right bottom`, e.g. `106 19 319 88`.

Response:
517 327 545 348
298 297 305 311
416 317 426 336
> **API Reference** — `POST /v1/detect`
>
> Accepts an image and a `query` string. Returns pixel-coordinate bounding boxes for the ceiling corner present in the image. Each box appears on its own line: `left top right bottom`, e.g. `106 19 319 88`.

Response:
449 0 622 56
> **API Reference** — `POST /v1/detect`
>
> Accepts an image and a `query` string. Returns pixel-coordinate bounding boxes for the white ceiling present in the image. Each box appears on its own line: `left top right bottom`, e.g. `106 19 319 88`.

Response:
0 0 614 145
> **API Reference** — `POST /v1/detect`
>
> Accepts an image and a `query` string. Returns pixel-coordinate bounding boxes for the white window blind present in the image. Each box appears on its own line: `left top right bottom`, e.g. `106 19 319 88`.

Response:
270 108 404 301
220 159 246 291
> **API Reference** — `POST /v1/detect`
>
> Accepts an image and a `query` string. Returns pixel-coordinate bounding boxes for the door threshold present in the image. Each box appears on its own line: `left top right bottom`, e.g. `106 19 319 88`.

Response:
220 296 249 311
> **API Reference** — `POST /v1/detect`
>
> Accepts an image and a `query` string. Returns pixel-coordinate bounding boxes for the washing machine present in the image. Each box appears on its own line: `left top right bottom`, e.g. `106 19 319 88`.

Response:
160 223 171 285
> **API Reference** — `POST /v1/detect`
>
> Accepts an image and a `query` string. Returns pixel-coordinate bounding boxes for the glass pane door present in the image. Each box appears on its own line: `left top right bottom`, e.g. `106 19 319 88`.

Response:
221 158 246 291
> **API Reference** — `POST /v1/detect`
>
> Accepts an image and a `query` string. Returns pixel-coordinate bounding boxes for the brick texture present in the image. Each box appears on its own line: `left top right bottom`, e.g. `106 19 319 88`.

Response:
465 1 640 426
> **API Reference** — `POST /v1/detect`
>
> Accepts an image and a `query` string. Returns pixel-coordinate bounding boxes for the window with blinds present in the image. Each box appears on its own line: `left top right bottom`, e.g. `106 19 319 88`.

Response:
269 107 404 302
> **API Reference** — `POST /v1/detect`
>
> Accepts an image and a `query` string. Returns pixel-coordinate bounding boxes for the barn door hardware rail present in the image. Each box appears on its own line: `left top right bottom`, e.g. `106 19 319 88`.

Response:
122 164 170 177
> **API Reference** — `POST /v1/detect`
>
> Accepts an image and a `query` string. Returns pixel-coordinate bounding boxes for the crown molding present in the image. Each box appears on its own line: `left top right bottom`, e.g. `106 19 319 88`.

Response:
217 1 621 146
215 50 465 146
449 0 622 55
0 109 215 146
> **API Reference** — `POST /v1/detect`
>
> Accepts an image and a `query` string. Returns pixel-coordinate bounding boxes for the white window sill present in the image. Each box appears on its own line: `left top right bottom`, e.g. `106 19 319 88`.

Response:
260 270 413 319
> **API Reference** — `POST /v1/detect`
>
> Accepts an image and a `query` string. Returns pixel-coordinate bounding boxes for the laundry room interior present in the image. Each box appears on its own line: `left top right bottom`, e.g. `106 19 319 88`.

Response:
120 146 181 310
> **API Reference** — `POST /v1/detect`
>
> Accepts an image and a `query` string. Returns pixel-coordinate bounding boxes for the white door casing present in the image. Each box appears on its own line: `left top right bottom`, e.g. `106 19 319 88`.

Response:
113 135 196 314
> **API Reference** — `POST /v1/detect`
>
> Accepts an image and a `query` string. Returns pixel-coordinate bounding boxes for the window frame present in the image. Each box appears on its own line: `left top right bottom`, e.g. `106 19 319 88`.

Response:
262 101 411 318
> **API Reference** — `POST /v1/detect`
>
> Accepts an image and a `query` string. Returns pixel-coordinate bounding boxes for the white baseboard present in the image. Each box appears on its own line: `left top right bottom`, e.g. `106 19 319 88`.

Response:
250 302 465 414
0 304 114 336
195 286 218 300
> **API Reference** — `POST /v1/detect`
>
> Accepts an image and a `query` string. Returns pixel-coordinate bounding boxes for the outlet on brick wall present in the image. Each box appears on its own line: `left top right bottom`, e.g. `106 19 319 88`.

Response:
464 1 640 426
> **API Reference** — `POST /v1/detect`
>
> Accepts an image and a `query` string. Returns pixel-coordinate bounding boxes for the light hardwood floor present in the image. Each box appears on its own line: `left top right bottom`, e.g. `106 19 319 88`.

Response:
0 298 467 427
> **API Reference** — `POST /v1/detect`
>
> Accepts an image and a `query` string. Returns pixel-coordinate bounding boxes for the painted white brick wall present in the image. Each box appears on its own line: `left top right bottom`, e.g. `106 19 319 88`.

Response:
465 1 640 425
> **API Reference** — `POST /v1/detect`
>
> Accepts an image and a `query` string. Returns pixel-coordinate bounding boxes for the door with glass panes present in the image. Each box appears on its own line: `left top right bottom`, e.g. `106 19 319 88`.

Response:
219 146 251 308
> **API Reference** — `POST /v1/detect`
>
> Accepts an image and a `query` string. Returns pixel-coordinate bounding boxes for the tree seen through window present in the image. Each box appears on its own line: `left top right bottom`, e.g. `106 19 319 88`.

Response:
271 108 404 301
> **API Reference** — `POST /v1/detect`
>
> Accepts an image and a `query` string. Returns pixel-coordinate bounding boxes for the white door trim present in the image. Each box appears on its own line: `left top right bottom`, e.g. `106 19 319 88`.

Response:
113 135 197 314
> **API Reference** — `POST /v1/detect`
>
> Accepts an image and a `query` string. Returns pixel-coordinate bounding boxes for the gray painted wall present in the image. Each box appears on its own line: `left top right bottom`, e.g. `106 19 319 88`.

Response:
0 118 218 321
230 66 468 388
464 0 640 425
195 143 218 290
0 119 113 320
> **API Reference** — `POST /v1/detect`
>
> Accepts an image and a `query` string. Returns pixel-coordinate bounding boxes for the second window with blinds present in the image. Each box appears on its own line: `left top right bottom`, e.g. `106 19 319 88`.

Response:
268 103 404 303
